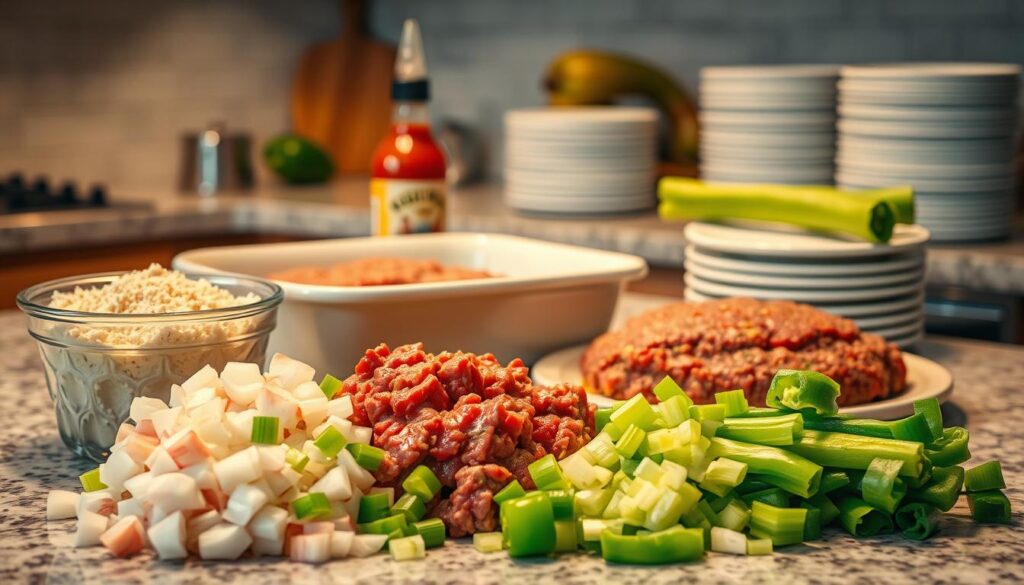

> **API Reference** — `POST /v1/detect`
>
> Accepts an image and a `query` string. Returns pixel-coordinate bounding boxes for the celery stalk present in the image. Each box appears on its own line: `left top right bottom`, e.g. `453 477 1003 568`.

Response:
786 430 925 479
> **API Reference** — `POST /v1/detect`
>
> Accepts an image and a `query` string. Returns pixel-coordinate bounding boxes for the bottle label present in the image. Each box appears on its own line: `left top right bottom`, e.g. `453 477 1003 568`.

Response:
370 179 447 235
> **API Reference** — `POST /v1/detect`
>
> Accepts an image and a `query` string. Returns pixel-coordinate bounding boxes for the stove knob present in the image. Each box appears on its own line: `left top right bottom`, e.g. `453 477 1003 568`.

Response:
32 176 51 197
88 185 108 207
57 182 78 204
7 173 24 193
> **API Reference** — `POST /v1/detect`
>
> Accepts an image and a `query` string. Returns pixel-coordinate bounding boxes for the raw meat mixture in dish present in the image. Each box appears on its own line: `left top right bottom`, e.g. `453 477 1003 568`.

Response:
581 297 907 407
336 343 595 536
268 257 493 286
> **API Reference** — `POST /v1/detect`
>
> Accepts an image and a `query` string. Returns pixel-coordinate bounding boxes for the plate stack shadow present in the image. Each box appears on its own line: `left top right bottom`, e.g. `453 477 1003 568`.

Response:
503 107 658 214
835 63 1020 242
699 65 840 185
683 221 931 347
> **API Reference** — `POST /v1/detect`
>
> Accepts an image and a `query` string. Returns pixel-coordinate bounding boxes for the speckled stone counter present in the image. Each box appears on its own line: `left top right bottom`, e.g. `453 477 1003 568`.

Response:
3 181 1024 296
1 297 1023 584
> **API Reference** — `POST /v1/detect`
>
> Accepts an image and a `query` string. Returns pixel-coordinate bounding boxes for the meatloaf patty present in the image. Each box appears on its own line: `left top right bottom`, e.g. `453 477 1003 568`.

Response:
581 298 907 406
339 343 594 536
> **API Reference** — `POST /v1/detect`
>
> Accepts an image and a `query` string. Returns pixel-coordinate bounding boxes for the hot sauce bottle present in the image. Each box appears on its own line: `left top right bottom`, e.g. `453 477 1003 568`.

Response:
370 19 447 236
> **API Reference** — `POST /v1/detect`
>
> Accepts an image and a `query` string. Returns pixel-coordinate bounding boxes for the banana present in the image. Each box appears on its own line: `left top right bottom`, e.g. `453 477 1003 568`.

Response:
543 50 699 164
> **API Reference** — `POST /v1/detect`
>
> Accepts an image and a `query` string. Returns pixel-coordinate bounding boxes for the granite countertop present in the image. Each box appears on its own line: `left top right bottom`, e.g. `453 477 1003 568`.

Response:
2 180 1024 296
1 293 1022 584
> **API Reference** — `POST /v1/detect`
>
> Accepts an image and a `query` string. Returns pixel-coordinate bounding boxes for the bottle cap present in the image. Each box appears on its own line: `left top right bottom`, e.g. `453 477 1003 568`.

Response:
392 19 430 100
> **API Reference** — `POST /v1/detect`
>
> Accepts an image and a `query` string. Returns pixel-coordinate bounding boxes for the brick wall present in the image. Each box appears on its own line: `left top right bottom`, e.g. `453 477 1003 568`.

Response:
2 0 1024 192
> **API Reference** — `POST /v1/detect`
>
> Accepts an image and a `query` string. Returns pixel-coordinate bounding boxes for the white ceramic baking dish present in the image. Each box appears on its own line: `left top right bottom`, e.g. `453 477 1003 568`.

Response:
173 232 648 375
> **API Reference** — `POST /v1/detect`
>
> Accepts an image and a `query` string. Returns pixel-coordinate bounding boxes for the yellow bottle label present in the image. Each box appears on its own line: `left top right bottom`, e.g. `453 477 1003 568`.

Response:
370 178 447 236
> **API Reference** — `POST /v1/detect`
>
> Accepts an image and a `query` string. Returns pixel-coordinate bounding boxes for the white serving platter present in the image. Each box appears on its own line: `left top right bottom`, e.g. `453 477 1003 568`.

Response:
684 260 924 289
685 273 922 303
531 344 952 420
685 245 924 277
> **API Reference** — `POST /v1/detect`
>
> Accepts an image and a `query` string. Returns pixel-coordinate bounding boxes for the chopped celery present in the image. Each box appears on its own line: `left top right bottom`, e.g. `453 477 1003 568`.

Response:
802 505 822 540
766 370 840 416
644 491 687 531
749 501 807 546
701 458 748 496
740 488 790 509
658 395 692 427
411 518 446 548
473 531 505 553
319 374 343 399
390 493 426 523
609 394 658 432
653 376 687 402
709 437 822 498
746 537 773 555
547 489 576 520
895 502 939 540
293 492 332 521
924 427 971 467
837 497 893 537
584 433 621 469
599 525 704 564
819 470 851 494
912 398 943 442
314 426 346 457
690 404 727 422
716 498 751 532
357 492 392 523
616 425 647 459
250 416 280 444
359 513 407 535
787 430 924 479
501 492 556 557
346 443 385 471
79 468 107 492
711 526 747 554
389 534 426 561
714 389 749 417
595 408 614 433
576 488 614 517
494 480 526 506
807 493 841 526
402 466 442 502
717 413 804 446
529 454 570 490
965 460 1005 492
861 458 906 514
554 520 577 552
968 490 1012 524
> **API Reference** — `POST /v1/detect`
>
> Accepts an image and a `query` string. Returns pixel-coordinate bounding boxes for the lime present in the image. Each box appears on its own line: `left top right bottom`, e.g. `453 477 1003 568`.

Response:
263 134 334 184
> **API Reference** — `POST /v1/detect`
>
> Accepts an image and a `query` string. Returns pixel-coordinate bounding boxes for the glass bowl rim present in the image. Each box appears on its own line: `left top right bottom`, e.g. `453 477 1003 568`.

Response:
16 270 283 322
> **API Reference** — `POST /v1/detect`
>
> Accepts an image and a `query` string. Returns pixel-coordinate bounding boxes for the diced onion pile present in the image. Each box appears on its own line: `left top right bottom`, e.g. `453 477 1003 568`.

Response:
45 354 408 563
495 370 1011 564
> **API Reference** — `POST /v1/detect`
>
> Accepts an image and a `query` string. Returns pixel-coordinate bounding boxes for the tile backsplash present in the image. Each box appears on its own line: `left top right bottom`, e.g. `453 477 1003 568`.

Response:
2 0 1023 192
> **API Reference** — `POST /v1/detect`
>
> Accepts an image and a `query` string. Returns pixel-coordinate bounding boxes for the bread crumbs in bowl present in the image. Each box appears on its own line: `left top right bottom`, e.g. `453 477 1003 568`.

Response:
17 264 282 461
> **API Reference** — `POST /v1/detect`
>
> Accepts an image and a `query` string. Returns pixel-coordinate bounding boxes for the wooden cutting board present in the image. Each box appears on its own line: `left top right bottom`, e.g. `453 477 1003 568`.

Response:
291 0 395 174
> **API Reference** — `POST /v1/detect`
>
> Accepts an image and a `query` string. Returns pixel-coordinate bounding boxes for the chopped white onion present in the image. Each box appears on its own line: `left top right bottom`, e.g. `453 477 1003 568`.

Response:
251 536 284 556
145 473 203 512
711 526 748 555
256 386 299 430
268 353 316 391
73 510 107 548
129 396 168 423
46 490 79 520
99 450 143 492
222 483 269 526
150 406 184 438
77 492 116 518
100 516 146 558
298 397 330 429
185 509 221 553
181 364 221 394
290 533 331 564
330 531 354 558
213 446 262 493
220 362 264 405
117 497 145 520
148 510 187 560
248 505 287 541
198 522 252 560
337 449 376 492
146 447 180 476
348 534 389 558
309 467 353 502
327 396 354 420
123 471 153 500
292 381 324 401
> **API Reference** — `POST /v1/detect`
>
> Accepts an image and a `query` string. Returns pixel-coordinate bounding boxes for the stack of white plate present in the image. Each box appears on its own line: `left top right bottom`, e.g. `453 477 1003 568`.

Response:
504 107 658 214
836 63 1021 242
699 65 840 184
683 222 931 347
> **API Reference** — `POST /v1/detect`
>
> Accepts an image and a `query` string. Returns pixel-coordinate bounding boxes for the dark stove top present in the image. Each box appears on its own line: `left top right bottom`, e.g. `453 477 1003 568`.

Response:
1 173 109 214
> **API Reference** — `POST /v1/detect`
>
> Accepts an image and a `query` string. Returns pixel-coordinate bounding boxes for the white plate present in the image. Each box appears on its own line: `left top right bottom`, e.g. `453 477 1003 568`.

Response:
685 260 924 289
838 103 1017 123
837 87 1017 106
699 95 836 110
682 288 926 319
686 273 922 303
855 309 925 330
685 245 924 276
506 107 658 129
700 110 836 127
531 345 953 419
869 319 925 340
838 135 1014 154
835 171 1016 192
701 167 835 183
837 118 1017 139
702 130 836 147
684 221 930 258
700 144 834 161
841 62 1021 79
703 64 841 79
835 157 1015 179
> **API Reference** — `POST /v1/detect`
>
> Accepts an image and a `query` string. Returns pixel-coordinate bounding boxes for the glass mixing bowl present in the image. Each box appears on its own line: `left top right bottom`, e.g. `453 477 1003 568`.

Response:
17 272 283 462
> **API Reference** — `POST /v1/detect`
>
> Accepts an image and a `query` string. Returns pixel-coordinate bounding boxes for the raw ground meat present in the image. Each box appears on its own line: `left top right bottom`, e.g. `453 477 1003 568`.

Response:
338 343 595 536
268 257 493 286
581 298 907 406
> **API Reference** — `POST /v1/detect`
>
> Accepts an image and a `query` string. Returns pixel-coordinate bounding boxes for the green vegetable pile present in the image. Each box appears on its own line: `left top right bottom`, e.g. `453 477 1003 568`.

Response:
479 369 1010 564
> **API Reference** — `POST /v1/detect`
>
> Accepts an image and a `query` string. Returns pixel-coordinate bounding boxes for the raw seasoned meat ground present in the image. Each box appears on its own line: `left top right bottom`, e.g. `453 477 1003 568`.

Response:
337 343 594 536
581 298 907 406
